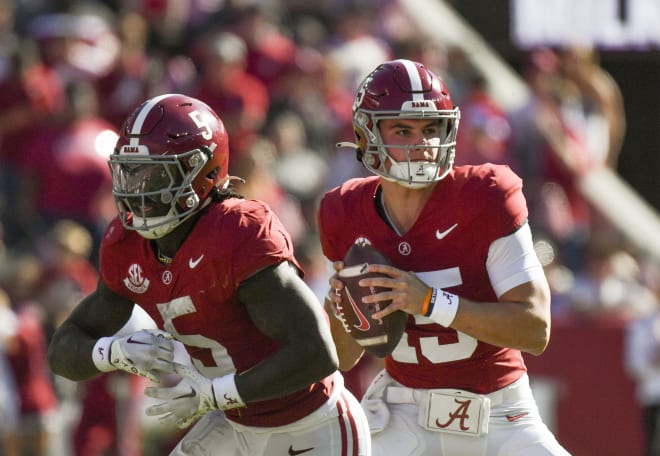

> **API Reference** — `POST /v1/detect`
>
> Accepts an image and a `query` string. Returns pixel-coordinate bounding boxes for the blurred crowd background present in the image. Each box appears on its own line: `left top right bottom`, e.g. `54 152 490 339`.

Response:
0 0 658 455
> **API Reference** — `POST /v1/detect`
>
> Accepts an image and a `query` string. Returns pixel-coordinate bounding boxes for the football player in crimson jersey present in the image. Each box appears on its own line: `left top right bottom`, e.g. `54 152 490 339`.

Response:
320 59 570 455
47 94 370 456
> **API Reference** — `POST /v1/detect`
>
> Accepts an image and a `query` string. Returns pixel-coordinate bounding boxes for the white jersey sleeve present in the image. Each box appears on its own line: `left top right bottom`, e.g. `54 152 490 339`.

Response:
486 223 546 297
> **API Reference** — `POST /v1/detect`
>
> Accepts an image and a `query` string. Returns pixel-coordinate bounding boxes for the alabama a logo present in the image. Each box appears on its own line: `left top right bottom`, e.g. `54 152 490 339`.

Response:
436 398 472 431
123 263 150 294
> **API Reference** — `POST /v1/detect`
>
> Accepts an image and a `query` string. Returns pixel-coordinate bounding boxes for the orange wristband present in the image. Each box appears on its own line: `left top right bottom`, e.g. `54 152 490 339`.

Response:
422 287 434 315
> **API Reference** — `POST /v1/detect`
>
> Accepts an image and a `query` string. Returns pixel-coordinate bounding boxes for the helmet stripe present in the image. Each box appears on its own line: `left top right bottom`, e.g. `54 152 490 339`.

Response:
396 59 424 101
129 93 173 147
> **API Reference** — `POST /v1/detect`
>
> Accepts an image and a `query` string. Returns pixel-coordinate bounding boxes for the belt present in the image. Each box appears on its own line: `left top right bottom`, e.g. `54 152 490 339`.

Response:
384 373 531 408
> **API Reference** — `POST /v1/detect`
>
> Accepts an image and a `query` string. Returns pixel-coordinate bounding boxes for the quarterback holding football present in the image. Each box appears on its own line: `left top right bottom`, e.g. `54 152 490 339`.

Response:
320 59 570 455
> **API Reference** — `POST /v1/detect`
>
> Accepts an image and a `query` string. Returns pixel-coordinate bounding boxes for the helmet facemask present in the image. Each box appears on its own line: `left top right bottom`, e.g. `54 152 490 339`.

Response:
109 148 210 239
355 108 460 189
110 93 232 239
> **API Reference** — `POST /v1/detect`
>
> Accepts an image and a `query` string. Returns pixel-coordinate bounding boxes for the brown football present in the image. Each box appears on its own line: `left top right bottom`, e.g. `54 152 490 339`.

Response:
336 238 407 358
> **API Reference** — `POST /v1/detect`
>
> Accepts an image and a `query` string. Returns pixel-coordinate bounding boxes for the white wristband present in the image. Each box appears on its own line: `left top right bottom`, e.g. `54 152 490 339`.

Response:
92 336 116 372
424 289 460 327
212 373 245 410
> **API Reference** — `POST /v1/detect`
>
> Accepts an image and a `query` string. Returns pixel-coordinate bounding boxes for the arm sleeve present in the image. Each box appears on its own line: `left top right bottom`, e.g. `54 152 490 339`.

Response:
486 223 546 297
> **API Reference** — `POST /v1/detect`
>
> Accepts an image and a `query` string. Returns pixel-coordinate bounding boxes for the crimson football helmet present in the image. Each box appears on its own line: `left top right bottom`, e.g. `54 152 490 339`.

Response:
343 59 460 188
109 93 230 239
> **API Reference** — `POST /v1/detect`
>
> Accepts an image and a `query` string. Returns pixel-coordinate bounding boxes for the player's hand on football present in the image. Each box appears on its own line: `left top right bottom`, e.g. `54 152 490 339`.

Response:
359 264 430 319
144 363 218 429
108 329 175 382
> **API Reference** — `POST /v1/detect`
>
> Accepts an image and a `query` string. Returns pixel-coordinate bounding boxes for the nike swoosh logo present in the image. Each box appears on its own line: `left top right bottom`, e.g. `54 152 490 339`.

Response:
288 446 314 455
126 336 150 345
188 254 204 269
173 387 197 400
506 412 529 422
435 223 458 240
345 288 371 331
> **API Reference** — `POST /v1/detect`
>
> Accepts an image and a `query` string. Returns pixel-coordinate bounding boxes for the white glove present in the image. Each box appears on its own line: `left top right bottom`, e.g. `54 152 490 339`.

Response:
144 363 245 429
92 329 175 383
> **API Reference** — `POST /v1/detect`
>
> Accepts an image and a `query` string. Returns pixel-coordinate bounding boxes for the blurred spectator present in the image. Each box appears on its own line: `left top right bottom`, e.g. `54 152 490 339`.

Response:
4 286 59 456
511 46 626 273
35 220 98 341
0 250 42 305
233 4 299 98
324 4 392 92
94 11 155 129
558 46 626 169
268 110 328 226
268 50 355 154
0 288 19 456
454 71 513 167
318 56 372 192
27 10 120 84
0 11 66 249
39 219 97 295
566 234 658 318
135 0 194 52
509 47 595 272
71 373 144 456
16 80 117 260
322 138 372 195
296 232 330 303
509 47 562 194
231 136 307 244
191 30 269 157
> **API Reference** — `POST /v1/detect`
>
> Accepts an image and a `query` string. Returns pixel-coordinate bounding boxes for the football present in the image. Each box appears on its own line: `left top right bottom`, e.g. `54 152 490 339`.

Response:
336 238 407 358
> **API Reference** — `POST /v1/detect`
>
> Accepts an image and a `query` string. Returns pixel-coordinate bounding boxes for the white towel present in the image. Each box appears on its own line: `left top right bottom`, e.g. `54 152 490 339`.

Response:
360 369 394 434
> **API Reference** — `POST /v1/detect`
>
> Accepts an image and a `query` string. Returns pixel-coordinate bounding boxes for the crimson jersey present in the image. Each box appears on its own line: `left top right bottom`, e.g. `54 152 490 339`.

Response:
100 198 334 426
318 164 529 394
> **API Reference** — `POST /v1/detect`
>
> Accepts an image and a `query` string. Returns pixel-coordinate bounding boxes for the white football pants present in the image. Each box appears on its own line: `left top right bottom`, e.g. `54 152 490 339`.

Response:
362 371 571 456
170 374 371 456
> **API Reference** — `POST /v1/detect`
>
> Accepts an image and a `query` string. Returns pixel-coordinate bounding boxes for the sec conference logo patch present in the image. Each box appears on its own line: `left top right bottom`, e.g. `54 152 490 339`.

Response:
123 263 150 294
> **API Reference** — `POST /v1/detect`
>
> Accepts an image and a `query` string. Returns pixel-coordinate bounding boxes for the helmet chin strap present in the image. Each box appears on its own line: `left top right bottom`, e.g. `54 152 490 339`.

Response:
132 212 179 239
383 161 437 189
378 143 439 189
132 198 214 239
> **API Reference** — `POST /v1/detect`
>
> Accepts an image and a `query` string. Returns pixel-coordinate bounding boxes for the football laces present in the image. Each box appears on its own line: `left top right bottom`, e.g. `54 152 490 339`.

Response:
334 302 352 333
